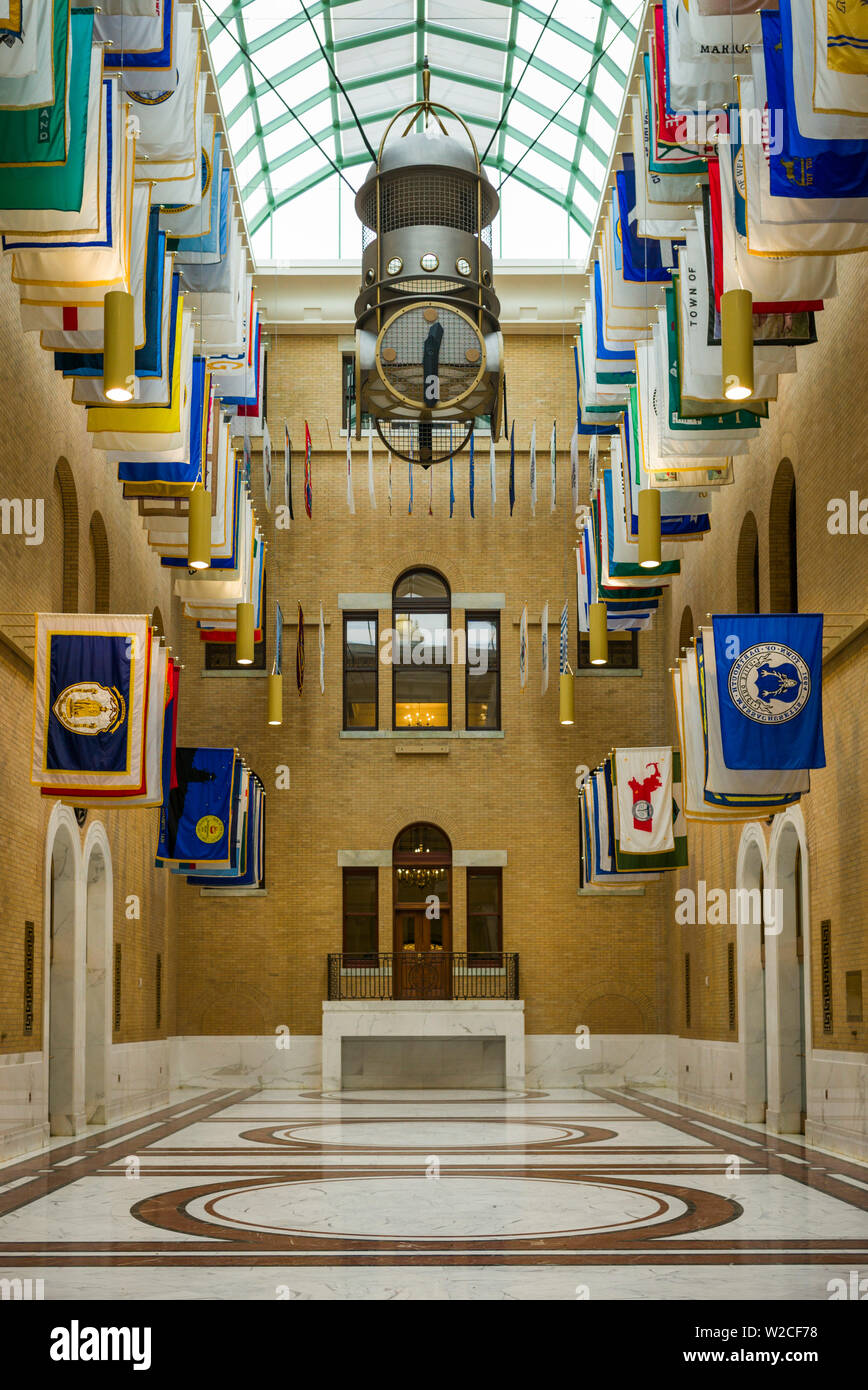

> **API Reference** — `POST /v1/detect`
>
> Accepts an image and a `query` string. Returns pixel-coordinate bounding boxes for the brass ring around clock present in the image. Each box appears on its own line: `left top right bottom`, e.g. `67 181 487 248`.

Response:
373 302 487 412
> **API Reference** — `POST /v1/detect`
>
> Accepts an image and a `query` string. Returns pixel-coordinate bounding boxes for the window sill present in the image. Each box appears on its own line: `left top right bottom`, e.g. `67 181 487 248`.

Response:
577 885 646 897
340 729 505 739
574 668 643 678
200 669 268 678
199 888 268 897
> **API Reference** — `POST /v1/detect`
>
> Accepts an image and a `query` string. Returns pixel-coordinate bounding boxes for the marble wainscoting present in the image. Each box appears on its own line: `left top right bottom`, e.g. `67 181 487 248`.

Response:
321 1002 526 1091
169 1035 323 1092
0 1053 47 1161
525 1034 676 1090
806 1048 868 1162
676 1038 750 1123
105 1041 171 1126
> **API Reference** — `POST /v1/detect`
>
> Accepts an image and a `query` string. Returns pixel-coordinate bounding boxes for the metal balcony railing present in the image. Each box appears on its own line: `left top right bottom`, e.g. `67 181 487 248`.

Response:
327 951 519 1002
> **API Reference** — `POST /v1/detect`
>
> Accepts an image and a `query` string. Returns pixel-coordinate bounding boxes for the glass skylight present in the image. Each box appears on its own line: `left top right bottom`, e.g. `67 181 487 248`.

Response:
204 0 643 263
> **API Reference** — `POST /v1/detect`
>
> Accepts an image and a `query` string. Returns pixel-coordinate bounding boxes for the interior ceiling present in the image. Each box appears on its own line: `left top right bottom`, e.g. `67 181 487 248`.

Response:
205 0 642 245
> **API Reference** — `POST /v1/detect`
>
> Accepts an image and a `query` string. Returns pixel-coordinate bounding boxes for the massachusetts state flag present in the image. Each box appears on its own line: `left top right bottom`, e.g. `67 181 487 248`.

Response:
32 614 151 791
711 614 826 770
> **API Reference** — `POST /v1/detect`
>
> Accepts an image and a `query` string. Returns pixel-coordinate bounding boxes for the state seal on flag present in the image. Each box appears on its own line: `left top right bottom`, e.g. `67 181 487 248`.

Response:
728 643 811 724
196 815 224 844
52 683 126 737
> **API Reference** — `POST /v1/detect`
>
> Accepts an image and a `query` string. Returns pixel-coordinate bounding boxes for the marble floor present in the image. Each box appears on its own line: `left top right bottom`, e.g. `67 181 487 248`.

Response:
0 1084 867 1300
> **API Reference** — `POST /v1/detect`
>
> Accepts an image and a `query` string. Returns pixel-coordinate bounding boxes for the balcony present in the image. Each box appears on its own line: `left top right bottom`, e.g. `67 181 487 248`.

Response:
326 952 520 1002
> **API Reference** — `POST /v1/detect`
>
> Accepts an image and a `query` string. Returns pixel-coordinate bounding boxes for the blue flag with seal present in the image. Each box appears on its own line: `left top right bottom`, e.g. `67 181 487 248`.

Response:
711 615 826 771
32 614 150 791
156 747 236 866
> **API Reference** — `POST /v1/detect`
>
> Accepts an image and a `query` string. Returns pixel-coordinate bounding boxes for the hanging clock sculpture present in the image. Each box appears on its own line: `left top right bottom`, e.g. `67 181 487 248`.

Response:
353 68 504 466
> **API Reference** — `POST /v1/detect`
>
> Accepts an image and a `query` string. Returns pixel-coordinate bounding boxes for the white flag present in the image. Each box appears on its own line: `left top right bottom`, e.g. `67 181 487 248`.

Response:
570 424 579 515
519 605 528 690
388 452 392 515
541 603 549 694
346 433 355 515
262 419 273 513
550 423 557 512
368 421 377 509
529 422 537 516
319 603 325 694
489 436 496 512
614 747 675 855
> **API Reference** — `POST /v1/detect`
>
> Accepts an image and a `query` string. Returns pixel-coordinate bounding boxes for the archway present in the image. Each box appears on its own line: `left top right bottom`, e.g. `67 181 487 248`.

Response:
678 604 694 654
768 459 798 612
735 824 768 1123
83 823 113 1125
44 805 85 1135
767 810 810 1133
392 822 452 999
736 512 760 614
53 458 79 613
89 511 110 614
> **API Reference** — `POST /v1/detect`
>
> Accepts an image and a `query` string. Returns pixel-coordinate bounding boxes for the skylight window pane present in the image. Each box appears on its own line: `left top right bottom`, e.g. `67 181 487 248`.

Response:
595 66 625 117
208 26 239 76
232 108 257 149
257 89 291 128
331 0 414 42
236 148 262 188
585 106 613 146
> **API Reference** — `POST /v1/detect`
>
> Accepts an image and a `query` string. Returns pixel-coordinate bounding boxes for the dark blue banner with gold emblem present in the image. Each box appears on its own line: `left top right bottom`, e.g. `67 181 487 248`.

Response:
156 747 236 866
712 615 826 771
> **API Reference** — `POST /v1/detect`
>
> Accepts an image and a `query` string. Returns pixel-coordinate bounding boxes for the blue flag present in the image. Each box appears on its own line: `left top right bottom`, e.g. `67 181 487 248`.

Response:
469 432 475 518
711 615 826 771
408 460 413 514
775 0 868 160
509 421 515 516
449 449 454 518
157 747 236 865
44 632 136 776
763 9 868 195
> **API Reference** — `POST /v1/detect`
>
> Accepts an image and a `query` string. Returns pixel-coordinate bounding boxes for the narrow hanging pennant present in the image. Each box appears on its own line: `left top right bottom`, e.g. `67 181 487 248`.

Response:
529 420 537 517
319 602 325 694
346 432 355 515
388 451 392 516
550 421 557 513
509 421 515 516
367 420 376 509
489 436 496 513
408 460 413 514
284 421 293 520
296 602 305 695
428 463 433 516
303 422 312 518
570 423 579 516
449 449 455 519
469 432 475 519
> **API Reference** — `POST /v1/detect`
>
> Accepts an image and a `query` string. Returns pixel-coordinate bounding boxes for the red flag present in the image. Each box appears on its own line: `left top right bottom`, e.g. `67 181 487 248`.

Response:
304 421 312 518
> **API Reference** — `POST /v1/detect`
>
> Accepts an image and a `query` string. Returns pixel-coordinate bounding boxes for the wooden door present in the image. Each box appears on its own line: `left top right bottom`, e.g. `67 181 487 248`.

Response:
393 909 452 1000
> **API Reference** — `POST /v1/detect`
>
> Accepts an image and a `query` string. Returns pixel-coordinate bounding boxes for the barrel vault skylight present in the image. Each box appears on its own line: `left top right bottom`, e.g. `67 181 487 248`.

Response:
204 0 643 263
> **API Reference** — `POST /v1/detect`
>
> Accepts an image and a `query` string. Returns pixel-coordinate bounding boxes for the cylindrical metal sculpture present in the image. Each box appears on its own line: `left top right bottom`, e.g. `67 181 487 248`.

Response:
353 68 504 466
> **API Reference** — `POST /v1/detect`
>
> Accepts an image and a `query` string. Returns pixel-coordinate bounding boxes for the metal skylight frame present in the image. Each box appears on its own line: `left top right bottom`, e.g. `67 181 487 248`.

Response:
206 0 643 243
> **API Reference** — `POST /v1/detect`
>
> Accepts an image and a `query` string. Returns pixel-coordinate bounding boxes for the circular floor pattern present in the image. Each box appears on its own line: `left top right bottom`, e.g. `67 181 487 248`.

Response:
189 1175 679 1241
239 1118 617 1152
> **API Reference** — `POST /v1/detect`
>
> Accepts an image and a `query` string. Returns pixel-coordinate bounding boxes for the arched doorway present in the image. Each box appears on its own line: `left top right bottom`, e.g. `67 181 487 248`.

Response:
393 822 452 999
84 825 113 1125
767 812 810 1133
44 806 85 1135
735 824 768 1123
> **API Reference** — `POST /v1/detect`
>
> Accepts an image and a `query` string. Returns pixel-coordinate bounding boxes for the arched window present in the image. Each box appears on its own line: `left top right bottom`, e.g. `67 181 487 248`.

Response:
54 458 79 613
392 568 451 729
678 605 694 653
89 512 110 613
393 823 452 969
768 459 798 612
736 512 760 614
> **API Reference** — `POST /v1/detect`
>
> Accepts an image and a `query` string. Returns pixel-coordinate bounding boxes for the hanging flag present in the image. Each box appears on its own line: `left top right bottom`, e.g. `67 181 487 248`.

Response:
449 449 455 518
242 430 252 490
519 605 528 690
303 422 312 518
428 462 433 516
274 601 283 675
529 421 537 516
367 421 376 509
408 460 413 514
346 432 355 515
284 422 293 520
550 422 557 512
560 601 569 674
296 602 305 696
570 424 579 515
710 614 826 770
613 747 675 856
509 421 516 516
541 602 549 694
262 419 272 513
31 614 151 792
388 452 392 516
156 748 236 868
469 432 475 518
489 436 496 512
319 603 325 695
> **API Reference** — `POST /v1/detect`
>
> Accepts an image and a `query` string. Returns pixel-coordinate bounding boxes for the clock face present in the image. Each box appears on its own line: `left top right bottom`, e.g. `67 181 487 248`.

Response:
375 304 485 412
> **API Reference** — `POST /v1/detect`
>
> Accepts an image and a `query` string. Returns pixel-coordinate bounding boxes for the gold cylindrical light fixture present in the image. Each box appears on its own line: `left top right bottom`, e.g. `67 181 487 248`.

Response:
559 671 575 725
187 483 211 571
103 290 135 402
235 601 255 665
589 602 608 666
638 487 662 568
267 671 283 725
721 288 754 401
